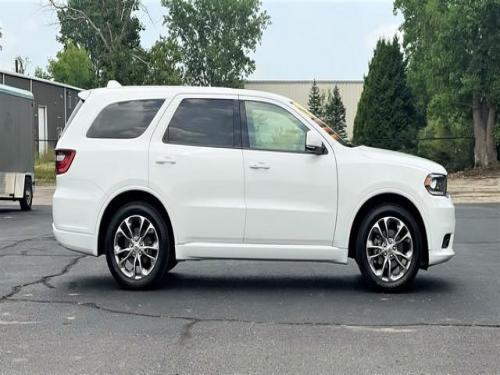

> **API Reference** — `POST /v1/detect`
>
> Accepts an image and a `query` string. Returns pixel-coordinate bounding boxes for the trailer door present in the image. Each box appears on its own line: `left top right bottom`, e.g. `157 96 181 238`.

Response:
38 106 48 154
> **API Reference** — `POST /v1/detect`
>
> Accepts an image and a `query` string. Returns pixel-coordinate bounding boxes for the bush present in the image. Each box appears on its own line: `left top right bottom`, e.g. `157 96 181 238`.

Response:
35 149 55 184
417 117 474 172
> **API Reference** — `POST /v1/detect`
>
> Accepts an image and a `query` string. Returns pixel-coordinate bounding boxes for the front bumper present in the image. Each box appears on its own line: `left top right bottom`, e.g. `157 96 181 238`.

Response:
426 196 455 267
428 247 455 266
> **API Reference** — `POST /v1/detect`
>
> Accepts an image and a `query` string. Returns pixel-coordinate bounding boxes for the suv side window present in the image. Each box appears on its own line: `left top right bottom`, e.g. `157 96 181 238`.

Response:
243 101 309 152
164 98 236 147
87 99 164 139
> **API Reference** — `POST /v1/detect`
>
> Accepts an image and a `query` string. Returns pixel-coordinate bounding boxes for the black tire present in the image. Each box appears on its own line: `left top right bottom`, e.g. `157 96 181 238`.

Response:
105 202 172 290
167 259 178 272
19 176 33 211
355 203 423 292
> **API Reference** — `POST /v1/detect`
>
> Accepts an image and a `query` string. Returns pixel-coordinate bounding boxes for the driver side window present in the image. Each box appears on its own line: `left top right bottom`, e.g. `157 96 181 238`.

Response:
244 101 309 152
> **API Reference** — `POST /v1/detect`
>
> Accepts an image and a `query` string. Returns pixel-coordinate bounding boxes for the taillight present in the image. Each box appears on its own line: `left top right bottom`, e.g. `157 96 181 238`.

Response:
55 149 76 175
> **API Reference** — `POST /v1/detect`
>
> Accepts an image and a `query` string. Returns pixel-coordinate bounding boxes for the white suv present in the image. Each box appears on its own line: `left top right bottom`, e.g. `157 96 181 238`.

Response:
53 82 455 291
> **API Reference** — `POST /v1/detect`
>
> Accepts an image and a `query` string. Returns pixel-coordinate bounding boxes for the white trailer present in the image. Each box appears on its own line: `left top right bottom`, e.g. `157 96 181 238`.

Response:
0 84 34 210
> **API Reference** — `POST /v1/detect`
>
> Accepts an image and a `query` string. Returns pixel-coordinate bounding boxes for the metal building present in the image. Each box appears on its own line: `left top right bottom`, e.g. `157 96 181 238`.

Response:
245 80 364 138
0 69 81 154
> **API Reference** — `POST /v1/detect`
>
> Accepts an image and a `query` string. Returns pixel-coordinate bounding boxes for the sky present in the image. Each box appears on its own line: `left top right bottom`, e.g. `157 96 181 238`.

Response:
0 0 402 81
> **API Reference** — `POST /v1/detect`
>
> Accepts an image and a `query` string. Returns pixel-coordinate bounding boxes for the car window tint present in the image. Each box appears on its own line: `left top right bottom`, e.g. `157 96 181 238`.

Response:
165 98 234 147
245 101 308 152
87 99 164 139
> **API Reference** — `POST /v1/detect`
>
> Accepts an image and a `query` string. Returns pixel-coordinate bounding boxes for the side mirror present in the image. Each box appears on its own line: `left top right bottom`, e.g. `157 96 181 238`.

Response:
305 130 325 155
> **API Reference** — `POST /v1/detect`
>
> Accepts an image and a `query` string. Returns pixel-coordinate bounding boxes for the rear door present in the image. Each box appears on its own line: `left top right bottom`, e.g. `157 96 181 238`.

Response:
149 94 245 245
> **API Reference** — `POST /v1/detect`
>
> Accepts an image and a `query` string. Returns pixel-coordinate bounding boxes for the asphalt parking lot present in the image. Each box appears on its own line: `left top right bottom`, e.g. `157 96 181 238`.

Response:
0 198 499 374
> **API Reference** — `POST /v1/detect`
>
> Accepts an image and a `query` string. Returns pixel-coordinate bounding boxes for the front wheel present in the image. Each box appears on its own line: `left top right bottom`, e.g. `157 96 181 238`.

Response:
105 202 172 290
355 204 423 292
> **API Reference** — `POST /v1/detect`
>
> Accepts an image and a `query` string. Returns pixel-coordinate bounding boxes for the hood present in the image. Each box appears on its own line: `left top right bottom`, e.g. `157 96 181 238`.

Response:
358 146 447 174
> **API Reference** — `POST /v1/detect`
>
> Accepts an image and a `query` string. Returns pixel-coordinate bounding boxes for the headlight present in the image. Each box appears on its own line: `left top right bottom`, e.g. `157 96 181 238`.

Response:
424 173 447 196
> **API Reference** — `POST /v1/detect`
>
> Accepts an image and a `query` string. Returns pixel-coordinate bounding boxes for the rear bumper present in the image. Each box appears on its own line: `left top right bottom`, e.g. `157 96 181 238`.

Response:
52 177 103 256
53 223 98 256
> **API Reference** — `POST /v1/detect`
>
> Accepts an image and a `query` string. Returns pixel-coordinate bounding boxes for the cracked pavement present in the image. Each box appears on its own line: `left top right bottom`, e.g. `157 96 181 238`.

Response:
0 202 499 374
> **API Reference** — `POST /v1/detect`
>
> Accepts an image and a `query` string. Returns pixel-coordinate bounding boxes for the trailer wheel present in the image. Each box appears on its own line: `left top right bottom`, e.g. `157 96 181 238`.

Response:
19 176 33 211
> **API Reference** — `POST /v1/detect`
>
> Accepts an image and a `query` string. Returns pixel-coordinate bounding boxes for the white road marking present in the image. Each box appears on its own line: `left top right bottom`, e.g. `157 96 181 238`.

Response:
345 326 415 333
0 320 37 325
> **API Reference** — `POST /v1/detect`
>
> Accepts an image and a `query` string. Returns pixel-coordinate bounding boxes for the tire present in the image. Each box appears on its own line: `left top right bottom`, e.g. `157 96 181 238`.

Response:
105 202 172 290
19 176 33 211
167 259 178 272
355 203 422 292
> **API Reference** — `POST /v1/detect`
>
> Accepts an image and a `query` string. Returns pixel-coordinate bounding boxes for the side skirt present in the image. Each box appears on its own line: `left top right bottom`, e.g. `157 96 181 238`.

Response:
176 242 348 264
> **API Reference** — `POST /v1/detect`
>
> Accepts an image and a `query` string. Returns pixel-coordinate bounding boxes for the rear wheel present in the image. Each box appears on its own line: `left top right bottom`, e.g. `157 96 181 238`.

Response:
356 203 422 292
105 202 172 289
19 176 33 211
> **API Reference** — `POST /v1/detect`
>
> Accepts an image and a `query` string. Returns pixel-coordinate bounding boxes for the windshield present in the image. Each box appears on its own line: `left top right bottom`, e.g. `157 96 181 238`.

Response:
292 101 352 147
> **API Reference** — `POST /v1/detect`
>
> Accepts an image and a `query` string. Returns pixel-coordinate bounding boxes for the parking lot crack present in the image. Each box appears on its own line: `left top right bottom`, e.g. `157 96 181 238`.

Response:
0 255 86 302
177 320 197 345
0 234 53 251
0 253 80 258
3 297 500 330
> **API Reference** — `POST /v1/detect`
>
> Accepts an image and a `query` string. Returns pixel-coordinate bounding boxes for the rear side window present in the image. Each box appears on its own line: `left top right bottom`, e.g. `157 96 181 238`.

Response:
87 99 164 139
164 98 234 147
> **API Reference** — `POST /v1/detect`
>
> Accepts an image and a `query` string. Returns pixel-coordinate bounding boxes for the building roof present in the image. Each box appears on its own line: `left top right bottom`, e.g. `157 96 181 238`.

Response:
246 79 364 84
0 83 34 100
0 69 82 91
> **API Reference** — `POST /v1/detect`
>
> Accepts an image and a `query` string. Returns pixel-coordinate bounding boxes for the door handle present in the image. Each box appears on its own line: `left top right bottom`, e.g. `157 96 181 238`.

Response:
249 161 270 170
155 156 176 165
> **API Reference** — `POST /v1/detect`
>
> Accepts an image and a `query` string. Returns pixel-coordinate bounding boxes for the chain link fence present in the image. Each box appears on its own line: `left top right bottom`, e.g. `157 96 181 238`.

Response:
35 139 58 156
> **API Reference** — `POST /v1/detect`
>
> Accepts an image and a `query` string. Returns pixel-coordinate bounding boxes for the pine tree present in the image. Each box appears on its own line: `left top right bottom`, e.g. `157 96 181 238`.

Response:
308 79 322 117
353 37 419 152
322 85 348 140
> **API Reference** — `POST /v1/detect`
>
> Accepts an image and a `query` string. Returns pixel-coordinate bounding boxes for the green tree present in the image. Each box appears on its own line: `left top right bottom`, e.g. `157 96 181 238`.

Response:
417 114 474 172
0 27 3 51
144 38 183 85
162 0 270 87
308 79 322 117
353 37 419 152
34 67 52 80
322 85 348 140
49 0 147 85
395 0 500 168
47 42 95 88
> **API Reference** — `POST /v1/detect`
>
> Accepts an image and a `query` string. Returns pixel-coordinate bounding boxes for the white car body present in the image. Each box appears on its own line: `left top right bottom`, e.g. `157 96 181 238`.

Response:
53 85 455 282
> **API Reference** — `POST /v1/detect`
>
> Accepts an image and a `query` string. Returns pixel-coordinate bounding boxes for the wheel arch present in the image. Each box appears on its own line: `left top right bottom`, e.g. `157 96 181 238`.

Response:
96 190 175 262
347 193 429 269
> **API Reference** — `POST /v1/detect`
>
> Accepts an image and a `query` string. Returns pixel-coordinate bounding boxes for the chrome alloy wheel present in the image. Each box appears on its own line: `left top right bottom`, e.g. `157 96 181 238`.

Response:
113 215 160 280
366 216 413 282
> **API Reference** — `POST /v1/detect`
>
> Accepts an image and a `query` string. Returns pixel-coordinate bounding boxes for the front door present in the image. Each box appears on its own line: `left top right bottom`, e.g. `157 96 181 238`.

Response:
240 98 338 246
149 95 245 246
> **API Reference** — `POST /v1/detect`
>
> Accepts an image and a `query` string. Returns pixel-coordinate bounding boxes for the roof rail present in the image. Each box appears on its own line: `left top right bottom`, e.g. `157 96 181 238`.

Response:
106 80 122 88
